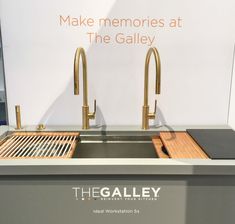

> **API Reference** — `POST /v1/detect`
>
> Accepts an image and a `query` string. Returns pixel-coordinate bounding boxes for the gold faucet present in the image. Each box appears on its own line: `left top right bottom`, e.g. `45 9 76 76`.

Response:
142 47 161 130
74 47 96 129
15 105 22 129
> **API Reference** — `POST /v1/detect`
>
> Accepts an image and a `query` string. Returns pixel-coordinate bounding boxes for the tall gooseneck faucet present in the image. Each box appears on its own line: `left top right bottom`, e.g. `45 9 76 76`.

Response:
142 47 161 130
74 47 96 129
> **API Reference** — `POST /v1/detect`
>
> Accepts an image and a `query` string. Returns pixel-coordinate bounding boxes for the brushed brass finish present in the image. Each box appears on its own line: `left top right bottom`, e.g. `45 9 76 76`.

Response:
15 105 22 129
37 124 46 131
74 47 96 129
142 47 161 130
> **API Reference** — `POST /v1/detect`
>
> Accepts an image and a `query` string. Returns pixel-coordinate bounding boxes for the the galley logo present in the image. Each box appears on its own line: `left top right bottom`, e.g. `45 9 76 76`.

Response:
72 186 161 201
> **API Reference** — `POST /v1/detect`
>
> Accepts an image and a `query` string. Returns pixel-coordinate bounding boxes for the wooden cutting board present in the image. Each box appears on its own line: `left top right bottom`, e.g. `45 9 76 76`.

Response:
159 132 209 159
152 136 170 158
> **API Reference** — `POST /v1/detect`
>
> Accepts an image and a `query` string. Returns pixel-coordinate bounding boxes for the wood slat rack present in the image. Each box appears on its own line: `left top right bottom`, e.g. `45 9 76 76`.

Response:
0 132 79 159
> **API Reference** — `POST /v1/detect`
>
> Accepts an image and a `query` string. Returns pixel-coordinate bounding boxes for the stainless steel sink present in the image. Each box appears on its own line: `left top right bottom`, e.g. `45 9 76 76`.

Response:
73 134 158 158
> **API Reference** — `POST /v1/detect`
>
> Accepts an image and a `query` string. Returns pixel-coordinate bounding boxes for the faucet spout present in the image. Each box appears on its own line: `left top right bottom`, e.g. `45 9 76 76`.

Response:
74 47 96 129
142 47 161 130
74 47 88 106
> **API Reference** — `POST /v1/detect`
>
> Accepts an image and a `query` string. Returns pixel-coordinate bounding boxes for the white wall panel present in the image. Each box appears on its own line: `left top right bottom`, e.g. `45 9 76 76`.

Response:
0 0 235 126
228 46 235 130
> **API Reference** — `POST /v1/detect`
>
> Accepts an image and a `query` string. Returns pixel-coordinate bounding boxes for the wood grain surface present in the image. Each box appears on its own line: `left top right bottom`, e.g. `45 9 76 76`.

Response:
152 136 170 158
0 132 79 159
159 132 209 159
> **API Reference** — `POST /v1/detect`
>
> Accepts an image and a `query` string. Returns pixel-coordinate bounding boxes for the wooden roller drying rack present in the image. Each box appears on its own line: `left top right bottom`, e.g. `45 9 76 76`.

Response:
152 132 209 159
0 132 79 159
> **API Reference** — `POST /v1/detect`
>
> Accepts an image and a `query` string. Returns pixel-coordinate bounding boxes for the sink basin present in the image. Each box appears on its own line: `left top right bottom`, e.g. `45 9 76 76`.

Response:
73 134 158 158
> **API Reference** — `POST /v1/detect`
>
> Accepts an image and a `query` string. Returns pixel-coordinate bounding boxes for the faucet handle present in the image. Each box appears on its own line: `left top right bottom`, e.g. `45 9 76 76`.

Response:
88 99 96 119
154 99 157 114
93 99 97 114
148 99 157 119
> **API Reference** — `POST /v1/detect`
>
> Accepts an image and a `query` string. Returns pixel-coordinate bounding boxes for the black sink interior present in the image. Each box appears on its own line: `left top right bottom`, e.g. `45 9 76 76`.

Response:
187 129 235 159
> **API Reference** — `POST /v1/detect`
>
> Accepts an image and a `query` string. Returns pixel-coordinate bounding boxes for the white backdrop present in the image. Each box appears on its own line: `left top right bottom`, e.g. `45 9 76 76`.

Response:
228 47 235 130
0 0 235 126
0 39 4 92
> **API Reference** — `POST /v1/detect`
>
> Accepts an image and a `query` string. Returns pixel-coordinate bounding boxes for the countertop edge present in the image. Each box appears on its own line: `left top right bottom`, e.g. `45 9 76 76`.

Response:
0 160 235 176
